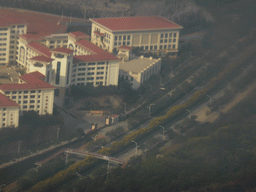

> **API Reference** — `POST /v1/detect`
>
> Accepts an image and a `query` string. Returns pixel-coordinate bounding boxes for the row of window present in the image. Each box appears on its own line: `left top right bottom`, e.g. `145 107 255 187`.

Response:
5 90 41 94
76 76 105 81
0 38 7 41
141 44 176 51
77 62 106 66
50 40 68 44
9 95 40 99
0 33 7 36
0 28 7 31
115 35 131 41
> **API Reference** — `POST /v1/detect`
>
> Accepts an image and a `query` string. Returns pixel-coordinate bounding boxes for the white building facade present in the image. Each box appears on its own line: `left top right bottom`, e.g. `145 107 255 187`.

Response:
0 93 20 128
90 16 183 57
0 72 56 116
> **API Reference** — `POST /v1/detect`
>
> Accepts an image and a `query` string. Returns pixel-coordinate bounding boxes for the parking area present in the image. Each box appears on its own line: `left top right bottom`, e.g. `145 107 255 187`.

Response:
0 66 20 84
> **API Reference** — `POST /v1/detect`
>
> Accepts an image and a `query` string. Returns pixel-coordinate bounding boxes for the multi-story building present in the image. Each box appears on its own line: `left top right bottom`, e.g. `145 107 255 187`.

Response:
0 93 20 128
0 71 56 118
90 16 183 57
0 8 90 66
0 18 27 66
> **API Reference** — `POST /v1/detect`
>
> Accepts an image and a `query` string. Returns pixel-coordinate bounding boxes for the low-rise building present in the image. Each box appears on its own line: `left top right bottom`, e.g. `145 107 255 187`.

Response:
118 46 161 89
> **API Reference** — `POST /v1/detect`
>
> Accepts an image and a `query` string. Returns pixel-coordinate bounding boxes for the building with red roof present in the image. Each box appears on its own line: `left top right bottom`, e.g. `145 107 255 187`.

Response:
0 71 56 128
0 93 20 128
90 16 182 57
0 8 90 67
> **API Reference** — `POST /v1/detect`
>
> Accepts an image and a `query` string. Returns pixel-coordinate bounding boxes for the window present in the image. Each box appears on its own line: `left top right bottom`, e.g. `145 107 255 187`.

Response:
115 36 117 41
12 96 16 99
127 35 130 40
55 62 61 85
97 67 104 70
174 33 177 37
165 33 168 38
160 45 163 49
87 77 94 80
96 77 103 80
160 40 163 43
38 95 41 98
145 46 148 50
172 45 176 49
24 96 28 99
5 91 10 94
123 36 126 40
23 101 28 104
30 95 35 98
173 39 176 43
23 106 27 109
78 73 85 76
30 105 34 109
3 113 5 116
38 100 41 103
119 36 122 40
24 91 28 94
31 90 35 93
38 105 40 108
88 67 95 70
169 33 172 37
30 100 35 103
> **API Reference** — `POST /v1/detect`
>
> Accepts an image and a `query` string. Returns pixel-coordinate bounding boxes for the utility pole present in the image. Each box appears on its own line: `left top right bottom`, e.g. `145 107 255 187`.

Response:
147 103 155 118
159 125 167 140
186 109 192 119
124 103 127 114
18 141 21 154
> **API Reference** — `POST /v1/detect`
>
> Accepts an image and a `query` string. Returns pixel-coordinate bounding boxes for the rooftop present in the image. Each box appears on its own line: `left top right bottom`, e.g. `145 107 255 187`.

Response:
51 47 74 54
0 8 88 36
68 31 90 39
0 71 55 91
0 93 20 108
74 54 120 63
119 56 160 74
30 55 54 63
90 16 183 32
118 45 133 51
27 41 51 57
75 39 108 55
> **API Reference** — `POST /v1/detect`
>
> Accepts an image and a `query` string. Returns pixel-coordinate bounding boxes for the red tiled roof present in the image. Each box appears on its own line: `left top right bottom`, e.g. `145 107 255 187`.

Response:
68 31 90 39
27 41 51 57
0 93 20 108
118 45 133 51
90 16 183 31
74 54 120 63
51 47 74 54
30 55 54 63
0 8 88 35
110 114 119 118
29 71 46 80
0 72 55 91
19 34 45 41
0 17 27 27
93 31 105 36
75 39 107 55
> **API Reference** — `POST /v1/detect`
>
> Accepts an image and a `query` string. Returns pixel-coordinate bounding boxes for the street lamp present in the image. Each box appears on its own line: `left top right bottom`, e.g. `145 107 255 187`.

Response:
124 103 127 114
186 109 192 119
149 84 152 91
139 94 143 102
132 140 139 156
159 125 167 140
147 103 155 118
207 95 212 104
